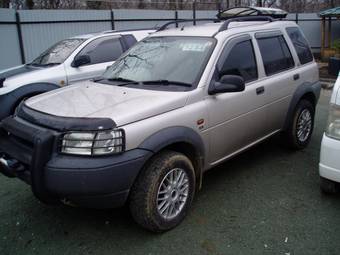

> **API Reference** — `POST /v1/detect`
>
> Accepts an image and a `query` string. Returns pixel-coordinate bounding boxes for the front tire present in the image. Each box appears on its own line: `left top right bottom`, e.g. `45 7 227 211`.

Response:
129 150 196 232
284 99 315 150
320 177 339 194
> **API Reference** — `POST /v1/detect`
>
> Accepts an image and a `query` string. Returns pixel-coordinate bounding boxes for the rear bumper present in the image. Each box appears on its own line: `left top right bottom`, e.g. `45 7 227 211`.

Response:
0 116 152 208
319 134 340 183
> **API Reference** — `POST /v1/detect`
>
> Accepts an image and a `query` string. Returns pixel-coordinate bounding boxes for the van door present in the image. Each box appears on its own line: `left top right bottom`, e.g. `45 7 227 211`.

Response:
205 35 268 165
65 36 125 84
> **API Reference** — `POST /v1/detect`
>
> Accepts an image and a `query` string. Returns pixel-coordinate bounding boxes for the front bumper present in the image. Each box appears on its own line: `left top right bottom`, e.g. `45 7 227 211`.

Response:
0 92 16 120
319 133 340 183
0 116 152 208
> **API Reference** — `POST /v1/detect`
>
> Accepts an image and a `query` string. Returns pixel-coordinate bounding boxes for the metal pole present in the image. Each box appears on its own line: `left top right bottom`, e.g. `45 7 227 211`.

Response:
193 1 196 26
110 10 115 30
321 17 326 59
217 1 222 13
175 10 178 28
295 13 299 24
15 11 25 64
328 17 332 48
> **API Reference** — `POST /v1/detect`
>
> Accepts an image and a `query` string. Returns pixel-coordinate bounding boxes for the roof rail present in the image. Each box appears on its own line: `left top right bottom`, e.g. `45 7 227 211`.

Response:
157 19 219 32
103 27 157 34
217 15 274 33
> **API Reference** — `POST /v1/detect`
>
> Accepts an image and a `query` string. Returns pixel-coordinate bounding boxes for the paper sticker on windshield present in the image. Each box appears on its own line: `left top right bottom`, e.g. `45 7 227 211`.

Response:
180 41 212 52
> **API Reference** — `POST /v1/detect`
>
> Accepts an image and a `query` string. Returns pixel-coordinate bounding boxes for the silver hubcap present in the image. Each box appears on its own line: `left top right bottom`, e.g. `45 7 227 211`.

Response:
157 168 189 220
297 109 312 142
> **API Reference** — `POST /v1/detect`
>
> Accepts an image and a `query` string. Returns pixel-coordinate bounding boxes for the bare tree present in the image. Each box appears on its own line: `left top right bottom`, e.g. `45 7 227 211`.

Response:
0 0 11 7
5 0 340 11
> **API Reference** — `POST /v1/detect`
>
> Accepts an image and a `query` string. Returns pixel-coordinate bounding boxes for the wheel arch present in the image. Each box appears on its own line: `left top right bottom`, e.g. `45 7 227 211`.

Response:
283 81 321 131
138 126 206 189
0 82 59 119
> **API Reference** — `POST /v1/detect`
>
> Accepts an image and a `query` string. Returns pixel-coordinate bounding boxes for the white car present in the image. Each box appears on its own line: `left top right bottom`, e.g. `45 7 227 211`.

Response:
0 29 154 120
319 73 340 193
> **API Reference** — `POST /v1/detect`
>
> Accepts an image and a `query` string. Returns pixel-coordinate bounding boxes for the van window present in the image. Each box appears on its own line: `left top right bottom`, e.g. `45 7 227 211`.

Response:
219 40 258 82
78 37 124 65
286 27 313 65
257 36 294 76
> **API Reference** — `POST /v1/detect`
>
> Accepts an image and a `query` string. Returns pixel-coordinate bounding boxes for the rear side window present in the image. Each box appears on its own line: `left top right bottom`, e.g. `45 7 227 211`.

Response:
219 40 258 83
78 37 124 65
122 34 137 48
257 35 294 76
286 27 313 65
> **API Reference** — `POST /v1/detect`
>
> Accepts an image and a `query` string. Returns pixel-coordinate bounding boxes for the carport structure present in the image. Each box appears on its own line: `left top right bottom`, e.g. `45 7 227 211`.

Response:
319 7 340 59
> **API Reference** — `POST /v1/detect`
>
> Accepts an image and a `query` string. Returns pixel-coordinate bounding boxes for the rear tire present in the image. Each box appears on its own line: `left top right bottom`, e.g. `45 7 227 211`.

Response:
283 99 315 150
320 177 339 194
129 150 195 232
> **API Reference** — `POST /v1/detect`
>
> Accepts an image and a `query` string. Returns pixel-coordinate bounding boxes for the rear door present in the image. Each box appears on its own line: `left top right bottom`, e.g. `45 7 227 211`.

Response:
254 31 298 133
65 36 125 84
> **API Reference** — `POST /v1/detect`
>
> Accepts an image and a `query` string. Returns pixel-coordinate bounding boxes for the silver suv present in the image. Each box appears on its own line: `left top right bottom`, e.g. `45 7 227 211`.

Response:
0 29 153 120
0 15 320 232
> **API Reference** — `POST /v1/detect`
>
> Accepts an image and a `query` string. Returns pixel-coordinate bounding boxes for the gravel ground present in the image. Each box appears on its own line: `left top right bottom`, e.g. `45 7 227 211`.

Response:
0 89 339 255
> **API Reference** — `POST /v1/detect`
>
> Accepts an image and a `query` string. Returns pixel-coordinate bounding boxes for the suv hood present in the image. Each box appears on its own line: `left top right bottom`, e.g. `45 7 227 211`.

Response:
0 64 59 94
25 81 189 126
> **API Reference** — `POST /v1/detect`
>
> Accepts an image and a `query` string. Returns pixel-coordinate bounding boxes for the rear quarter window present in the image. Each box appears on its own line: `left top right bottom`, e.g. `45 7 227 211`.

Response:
122 34 138 48
286 27 314 65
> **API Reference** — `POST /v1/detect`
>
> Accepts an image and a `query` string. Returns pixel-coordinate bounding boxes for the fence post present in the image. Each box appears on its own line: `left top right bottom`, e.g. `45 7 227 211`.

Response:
295 13 299 24
15 11 25 64
217 1 222 13
110 10 115 30
193 1 196 26
175 10 178 28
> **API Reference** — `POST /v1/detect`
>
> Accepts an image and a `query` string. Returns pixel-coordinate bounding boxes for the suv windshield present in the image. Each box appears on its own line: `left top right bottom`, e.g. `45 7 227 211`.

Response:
101 36 215 87
30 38 85 66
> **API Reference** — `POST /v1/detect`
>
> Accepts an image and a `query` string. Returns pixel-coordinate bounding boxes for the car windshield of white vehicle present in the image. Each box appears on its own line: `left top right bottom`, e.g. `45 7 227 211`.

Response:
29 39 85 66
101 37 215 90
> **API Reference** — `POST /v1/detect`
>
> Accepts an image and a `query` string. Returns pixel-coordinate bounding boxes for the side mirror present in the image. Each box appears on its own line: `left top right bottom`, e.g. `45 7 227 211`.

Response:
71 55 91 67
208 75 245 95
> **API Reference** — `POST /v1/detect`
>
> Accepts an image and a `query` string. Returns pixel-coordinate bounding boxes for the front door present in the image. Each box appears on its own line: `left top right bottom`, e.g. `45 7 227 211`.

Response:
66 36 125 84
205 34 268 165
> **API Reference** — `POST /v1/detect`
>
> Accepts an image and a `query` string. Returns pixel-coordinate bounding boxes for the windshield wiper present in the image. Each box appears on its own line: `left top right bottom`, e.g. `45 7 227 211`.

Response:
27 62 60 67
141 80 192 87
107 77 139 86
107 77 137 83
93 77 139 86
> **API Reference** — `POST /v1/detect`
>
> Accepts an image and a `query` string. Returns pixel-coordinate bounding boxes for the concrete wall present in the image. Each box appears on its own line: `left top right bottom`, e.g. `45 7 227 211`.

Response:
0 8 338 71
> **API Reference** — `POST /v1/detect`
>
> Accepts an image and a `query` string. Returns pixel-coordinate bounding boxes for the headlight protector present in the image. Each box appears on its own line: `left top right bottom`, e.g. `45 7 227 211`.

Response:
61 129 124 156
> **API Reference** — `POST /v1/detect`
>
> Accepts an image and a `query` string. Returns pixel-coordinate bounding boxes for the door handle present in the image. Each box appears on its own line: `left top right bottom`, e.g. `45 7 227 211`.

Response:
256 86 265 95
293 74 300 80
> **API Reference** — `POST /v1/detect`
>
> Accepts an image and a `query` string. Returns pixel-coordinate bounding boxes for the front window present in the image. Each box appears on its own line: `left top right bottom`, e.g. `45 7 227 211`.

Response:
30 38 85 66
101 36 215 89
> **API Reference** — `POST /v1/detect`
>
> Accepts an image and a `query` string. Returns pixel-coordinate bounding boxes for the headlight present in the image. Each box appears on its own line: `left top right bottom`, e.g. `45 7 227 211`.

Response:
326 103 340 140
61 129 124 156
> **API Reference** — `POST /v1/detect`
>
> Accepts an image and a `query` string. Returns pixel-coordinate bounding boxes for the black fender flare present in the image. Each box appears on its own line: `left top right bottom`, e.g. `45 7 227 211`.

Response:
0 82 59 120
283 81 321 131
138 126 206 188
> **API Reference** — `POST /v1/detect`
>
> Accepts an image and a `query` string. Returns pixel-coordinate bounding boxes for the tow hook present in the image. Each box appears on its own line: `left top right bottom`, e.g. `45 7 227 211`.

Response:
0 155 24 178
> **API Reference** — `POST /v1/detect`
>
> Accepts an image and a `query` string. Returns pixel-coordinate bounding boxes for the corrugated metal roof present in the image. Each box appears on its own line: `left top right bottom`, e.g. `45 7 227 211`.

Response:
319 7 340 17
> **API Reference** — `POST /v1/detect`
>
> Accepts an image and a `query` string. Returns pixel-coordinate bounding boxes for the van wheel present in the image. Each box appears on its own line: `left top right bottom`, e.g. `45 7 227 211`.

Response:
129 150 195 232
320 177 339 194
284 99 315 150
